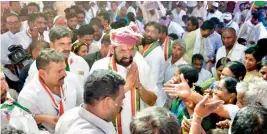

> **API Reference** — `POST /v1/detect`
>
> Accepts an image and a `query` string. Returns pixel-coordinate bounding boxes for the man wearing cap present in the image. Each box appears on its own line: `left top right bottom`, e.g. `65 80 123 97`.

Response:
207 2 223 22
223 12 239 33
89 23 157 134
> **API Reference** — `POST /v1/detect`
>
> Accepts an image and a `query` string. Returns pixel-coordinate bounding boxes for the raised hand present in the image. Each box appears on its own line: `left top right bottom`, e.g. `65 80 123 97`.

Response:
31 27 39 40
124 62 139 92
164 74 191 99
194 94 224 119
216 119 231 129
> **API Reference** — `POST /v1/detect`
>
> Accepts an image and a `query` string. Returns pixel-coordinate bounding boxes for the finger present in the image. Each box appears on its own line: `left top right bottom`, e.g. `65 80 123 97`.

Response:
198 94 210 106
180 73 187 83
163 83 176 88
168 93 178 98
205 100 224 111
164 89 176 94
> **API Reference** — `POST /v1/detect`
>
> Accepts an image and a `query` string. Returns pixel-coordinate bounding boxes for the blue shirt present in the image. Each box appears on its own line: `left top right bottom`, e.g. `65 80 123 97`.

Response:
208 31 223 56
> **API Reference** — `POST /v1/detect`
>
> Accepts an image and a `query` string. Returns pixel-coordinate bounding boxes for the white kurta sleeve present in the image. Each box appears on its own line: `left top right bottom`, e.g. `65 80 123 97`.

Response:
18 92 40 114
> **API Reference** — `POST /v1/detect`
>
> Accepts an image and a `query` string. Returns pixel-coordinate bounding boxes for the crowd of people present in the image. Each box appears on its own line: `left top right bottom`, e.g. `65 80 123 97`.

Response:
1 1 267 134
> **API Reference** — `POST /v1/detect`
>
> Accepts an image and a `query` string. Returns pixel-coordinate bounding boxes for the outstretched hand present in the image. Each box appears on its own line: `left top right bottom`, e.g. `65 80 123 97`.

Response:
163 74 191 99
194 94 224 118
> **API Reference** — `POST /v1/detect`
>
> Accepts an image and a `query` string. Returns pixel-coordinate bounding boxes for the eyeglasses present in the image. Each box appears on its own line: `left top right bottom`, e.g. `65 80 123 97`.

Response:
214 86 228 91
7 21 20 25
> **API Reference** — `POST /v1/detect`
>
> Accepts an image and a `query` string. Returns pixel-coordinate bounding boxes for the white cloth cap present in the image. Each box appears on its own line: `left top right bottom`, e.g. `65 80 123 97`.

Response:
186 1 197 7
212 2 219 8
223 12 232 20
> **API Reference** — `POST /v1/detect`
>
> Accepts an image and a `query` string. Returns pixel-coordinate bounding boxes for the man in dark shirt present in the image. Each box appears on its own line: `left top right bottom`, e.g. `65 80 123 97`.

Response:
83 34 111 68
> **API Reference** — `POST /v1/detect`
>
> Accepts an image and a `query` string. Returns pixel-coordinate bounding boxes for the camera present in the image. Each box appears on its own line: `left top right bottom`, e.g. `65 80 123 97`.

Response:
8 45 30 64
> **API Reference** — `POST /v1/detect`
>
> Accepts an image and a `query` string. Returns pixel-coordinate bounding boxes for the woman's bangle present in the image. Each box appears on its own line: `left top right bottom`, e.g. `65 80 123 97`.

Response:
193 113 203 121
192 122 201 126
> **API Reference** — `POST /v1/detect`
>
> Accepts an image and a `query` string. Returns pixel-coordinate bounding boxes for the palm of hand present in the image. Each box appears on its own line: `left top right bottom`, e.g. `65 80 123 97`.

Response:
125 62 139 91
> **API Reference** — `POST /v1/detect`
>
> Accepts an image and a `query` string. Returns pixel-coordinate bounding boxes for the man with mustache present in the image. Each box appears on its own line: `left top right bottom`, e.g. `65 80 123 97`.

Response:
55 69 125 134
89 23 157 134
18 49 83 133
25 26 89 87
206 2 223 22
138 21 166 107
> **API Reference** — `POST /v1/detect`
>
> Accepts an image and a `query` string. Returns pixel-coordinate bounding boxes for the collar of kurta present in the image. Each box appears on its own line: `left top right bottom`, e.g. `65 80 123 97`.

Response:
78 104 115 134
138 41 160 57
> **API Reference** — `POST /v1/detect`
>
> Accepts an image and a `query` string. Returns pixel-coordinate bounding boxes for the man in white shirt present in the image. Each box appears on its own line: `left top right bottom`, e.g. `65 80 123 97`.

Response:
172 3 187 26
90 24 157 134
164 39 188 84
139 22 166 107
239 11 267 45
125 1 136 17
18 49 83 133
223 12 239 34
21 2 40 31
1 14 21 67
158 15 185 40
216 28 247 63
55 69 125 134
26 27 89 87
192 54 212 86
191 1 207 20
207 2 223 22
14 12 50 49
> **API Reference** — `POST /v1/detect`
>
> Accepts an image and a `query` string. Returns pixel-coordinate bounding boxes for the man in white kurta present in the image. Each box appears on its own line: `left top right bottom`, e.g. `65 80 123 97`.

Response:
1 14 21 66
55 104 116 134
90 52 156 134
1 14 22 82
223 12 239 34
207 2 223 22
18 49 83 133
216 28 247 63
90 24 157 134
140 22 166 107
191 2 207 20
25 27 89 86
216 43 246 63
239 19 267 45
55 69 125 134
172 5 186 26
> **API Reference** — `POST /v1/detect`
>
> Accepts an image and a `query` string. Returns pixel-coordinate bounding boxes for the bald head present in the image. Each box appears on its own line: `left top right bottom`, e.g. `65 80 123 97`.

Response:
222 28 237 48
224 28 236 37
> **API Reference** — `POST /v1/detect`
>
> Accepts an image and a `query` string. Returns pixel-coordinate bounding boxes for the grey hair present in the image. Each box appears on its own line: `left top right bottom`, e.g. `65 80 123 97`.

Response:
1 126 26 134
236 77 267 108
172 39 186 54
130 106 180 134
36 49 65 70
49 26 73 42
